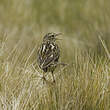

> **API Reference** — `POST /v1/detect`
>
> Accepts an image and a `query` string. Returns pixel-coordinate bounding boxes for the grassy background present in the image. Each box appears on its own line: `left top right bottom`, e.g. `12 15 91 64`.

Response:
0 0 110 109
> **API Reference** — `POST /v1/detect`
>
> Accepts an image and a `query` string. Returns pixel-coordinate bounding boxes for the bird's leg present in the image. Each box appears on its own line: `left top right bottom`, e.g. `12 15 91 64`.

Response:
51 71 55 83
42 72 46 84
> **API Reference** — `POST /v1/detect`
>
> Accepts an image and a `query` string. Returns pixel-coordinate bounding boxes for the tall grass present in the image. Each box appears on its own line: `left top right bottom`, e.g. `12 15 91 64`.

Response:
0 0 110 110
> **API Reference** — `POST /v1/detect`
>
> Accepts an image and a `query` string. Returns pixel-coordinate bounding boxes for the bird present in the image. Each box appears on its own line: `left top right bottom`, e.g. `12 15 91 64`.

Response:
37 32 62 83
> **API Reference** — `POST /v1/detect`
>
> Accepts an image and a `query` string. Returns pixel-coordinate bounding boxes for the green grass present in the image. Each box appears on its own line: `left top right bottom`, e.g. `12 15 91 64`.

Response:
0 0 110 110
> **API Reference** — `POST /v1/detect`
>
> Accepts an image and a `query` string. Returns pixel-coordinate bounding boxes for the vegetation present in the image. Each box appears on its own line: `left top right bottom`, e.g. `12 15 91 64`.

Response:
0 0 110 109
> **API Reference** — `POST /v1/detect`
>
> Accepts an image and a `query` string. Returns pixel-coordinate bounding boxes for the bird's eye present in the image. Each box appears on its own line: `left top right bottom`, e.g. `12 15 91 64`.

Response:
52 35 54 37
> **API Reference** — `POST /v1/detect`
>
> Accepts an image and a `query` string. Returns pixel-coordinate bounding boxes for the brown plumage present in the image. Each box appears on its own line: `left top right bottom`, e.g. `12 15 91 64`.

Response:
37 32 61 82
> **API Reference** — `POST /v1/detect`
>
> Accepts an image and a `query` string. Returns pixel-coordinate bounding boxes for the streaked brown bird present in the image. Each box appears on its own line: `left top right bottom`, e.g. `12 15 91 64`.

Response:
37 32 62 83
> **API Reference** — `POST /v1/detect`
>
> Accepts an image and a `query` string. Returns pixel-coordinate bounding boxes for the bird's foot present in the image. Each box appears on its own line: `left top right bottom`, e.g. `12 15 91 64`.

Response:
53 79 56 83
42 76 46 84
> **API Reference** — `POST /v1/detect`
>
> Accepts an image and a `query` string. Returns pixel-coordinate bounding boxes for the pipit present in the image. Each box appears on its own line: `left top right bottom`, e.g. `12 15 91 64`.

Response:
37 32 62 83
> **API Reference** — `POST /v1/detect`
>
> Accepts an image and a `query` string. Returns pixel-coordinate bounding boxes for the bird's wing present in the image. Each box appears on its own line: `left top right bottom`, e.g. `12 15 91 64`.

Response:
37 42 60 69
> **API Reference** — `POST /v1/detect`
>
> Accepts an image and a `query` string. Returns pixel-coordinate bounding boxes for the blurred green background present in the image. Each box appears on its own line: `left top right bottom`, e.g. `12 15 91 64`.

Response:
0 0 110 52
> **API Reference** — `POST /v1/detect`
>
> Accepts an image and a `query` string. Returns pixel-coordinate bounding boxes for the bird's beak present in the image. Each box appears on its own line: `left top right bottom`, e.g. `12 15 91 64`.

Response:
55 33 62 40
55 33 62 36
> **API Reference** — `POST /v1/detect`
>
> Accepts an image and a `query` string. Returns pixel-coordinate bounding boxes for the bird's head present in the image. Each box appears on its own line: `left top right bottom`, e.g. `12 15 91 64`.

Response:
43 32 62 42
